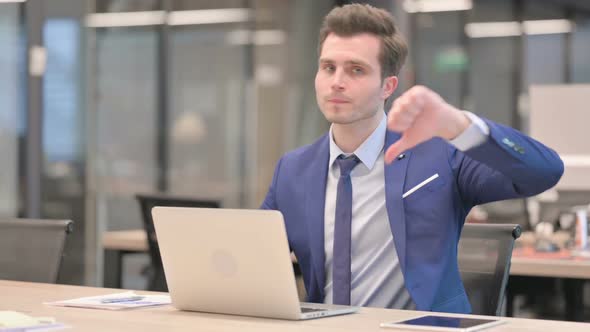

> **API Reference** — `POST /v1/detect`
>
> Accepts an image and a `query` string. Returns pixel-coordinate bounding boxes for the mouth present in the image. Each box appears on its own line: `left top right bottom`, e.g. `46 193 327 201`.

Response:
326 98 351 104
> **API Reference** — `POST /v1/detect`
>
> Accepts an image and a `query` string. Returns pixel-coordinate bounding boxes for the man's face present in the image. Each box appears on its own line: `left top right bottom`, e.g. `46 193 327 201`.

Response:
315 33 395 126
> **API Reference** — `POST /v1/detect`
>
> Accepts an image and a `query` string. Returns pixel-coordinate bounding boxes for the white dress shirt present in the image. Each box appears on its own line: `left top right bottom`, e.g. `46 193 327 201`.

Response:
323 111 488 308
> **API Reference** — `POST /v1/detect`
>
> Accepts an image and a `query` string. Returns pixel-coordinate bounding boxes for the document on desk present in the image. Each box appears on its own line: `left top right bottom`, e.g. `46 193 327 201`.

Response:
0 311 67 331
45 291 171 310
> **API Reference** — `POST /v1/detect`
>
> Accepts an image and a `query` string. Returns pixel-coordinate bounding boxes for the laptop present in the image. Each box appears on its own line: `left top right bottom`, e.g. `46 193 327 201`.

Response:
152 206 359 320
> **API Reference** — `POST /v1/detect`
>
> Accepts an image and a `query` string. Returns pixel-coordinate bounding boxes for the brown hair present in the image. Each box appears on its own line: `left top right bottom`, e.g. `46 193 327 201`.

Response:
318 4 408 78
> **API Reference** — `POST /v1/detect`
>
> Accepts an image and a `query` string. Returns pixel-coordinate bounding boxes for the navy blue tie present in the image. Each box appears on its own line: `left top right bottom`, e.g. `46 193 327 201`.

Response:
332 154 361 305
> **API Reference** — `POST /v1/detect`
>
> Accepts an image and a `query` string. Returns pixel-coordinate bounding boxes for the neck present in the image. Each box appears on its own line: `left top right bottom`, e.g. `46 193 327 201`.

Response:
332 111 383 153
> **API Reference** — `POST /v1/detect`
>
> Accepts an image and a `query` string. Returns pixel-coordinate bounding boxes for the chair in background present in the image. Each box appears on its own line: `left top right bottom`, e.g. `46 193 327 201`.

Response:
135 193 220 291
477 198 531 231
0 218 73 283
458 223 522 316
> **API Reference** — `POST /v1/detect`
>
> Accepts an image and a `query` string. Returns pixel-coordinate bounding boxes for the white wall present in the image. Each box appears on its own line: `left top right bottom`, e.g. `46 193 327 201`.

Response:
530 84 590 190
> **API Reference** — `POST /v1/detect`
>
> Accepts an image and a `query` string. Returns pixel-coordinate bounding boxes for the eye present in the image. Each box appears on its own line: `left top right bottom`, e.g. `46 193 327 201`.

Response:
351 66 365 75
322 64 335 73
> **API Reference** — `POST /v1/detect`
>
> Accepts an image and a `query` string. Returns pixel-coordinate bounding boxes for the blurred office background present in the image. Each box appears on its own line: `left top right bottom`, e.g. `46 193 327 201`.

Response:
1 0 590 317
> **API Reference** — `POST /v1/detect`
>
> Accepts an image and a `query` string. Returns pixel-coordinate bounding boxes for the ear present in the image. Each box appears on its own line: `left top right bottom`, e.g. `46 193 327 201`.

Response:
381 76 398 100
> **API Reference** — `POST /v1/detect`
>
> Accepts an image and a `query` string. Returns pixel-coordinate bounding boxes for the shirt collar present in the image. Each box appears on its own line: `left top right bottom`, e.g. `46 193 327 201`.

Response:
328 112 386 171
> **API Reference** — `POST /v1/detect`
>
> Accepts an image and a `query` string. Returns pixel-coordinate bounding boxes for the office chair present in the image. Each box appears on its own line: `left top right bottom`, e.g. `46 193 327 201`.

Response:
458 223 522 316
478 198 531 231
0 218 73 283
135 193 220 291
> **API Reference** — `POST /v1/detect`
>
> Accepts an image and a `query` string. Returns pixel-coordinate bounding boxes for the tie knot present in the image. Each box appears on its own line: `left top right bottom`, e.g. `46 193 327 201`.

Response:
336 155 360 178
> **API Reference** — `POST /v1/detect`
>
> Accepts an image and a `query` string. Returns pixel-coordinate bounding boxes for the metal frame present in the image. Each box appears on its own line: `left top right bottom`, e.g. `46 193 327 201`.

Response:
156 0 170 193
23 0 45 218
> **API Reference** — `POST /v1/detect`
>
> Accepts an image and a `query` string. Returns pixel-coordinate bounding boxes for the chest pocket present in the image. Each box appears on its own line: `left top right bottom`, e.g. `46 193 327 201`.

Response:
403 172 447 203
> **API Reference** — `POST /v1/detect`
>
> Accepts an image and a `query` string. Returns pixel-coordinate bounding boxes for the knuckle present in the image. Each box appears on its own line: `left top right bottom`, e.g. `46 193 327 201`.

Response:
413 85 428 97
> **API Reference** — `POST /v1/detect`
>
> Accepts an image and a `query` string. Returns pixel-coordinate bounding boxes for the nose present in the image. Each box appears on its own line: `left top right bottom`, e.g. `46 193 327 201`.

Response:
330 69 346 91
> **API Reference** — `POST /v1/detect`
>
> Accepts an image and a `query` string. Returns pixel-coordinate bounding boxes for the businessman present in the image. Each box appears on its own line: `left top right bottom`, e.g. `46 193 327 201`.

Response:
261 4 563 313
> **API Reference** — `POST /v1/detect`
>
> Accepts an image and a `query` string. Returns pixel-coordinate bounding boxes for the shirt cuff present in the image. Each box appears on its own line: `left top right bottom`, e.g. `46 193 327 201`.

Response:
449 111 490 151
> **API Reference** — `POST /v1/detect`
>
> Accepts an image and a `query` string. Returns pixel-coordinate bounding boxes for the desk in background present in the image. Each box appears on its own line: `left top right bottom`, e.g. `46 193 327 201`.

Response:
102 230 147 289
2 280 590 332
509 246 590 321
102 229 590 282
511 247 590 279
102 230 302 292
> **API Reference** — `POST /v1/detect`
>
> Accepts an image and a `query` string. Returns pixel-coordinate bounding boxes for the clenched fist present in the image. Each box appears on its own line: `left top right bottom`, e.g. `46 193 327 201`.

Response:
384 86 471 164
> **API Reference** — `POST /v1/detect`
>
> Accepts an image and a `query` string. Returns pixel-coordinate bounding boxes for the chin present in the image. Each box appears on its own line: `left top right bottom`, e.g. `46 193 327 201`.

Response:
320 109 342 121
321 106 351 122
322 108 381 126
323 114 356 125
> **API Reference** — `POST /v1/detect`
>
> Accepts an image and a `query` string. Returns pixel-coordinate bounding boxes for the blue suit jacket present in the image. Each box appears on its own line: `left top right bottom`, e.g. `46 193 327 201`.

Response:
261 118 563 313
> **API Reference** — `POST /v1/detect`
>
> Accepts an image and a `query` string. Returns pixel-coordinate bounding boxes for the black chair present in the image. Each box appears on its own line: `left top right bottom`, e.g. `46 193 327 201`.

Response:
135 193 220 291
0 218 73 283
458 223 522 316
478 198 531 231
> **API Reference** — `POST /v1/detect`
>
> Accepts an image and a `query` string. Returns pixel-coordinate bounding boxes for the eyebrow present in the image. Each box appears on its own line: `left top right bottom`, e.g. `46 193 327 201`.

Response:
319 59 371 68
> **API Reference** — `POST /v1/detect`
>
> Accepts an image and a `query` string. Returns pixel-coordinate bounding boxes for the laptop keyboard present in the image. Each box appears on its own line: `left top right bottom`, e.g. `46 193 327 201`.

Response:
300 307 328 313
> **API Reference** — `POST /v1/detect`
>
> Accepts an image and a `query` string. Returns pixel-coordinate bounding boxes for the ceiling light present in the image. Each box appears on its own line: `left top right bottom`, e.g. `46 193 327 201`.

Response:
86 11 165 28
403 0 472 13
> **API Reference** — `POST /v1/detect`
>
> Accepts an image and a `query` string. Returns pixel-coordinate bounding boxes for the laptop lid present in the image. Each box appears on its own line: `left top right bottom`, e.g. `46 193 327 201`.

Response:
152 207 306 320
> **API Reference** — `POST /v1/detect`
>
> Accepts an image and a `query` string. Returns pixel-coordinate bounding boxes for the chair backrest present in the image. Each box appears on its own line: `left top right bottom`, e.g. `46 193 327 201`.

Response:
0 218 73 283
135 193 220 290
458 223 521 316
479 198 531 231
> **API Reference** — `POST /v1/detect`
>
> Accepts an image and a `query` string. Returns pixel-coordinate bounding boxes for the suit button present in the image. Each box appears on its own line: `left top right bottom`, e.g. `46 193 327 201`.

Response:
502 138 515 148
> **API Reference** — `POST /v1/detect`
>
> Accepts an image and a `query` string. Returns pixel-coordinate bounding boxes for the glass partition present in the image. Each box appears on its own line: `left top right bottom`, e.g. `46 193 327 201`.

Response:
93 25 159 231
167 25 246 207
0 2 24 218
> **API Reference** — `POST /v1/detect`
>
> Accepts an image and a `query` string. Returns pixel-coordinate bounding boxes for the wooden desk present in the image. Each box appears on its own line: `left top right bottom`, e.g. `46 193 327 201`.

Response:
511 248 590 279
510 231 590 278
102 230 148 252
508 247 590 321
2 280 590 332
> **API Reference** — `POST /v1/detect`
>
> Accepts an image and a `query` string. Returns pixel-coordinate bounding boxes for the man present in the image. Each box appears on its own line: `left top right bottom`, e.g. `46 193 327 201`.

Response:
261 4 563 313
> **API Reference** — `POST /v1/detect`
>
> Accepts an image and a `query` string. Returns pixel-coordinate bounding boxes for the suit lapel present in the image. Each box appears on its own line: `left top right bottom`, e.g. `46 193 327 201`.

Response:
384 131 411 271
305 135 330 298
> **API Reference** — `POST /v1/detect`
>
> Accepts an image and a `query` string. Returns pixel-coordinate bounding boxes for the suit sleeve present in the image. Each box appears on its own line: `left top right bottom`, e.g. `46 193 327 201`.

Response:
260 156 283 210
260 157 296 253
449 118 564 208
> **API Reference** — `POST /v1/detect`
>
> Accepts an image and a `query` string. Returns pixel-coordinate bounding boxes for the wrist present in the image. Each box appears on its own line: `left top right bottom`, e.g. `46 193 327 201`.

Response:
440 108 471 140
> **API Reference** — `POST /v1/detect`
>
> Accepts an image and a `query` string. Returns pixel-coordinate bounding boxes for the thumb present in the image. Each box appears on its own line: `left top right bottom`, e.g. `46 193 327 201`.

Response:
384 137 411 164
